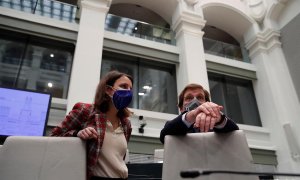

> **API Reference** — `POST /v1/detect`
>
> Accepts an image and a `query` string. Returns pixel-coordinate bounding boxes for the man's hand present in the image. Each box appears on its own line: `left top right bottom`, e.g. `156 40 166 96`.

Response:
194 113 221 132
185 102 223 125
77 127 98 140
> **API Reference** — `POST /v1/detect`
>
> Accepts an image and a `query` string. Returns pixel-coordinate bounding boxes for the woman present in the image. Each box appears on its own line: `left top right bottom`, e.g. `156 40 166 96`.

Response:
51 70 133 180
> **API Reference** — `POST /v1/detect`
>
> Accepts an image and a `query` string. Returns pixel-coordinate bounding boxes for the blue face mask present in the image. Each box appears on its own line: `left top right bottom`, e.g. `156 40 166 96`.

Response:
112 89 133 110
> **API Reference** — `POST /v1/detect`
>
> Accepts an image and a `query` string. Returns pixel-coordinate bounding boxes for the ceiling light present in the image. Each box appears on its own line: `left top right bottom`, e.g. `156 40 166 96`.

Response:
138 92 145 96
47 82 53 88
143 85 152 90
50 54 54 58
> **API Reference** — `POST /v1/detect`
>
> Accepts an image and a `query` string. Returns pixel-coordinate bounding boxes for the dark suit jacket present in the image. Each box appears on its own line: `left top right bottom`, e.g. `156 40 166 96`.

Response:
160 112 239 144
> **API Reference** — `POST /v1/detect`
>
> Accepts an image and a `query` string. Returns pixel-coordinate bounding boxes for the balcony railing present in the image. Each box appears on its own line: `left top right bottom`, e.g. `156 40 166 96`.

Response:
105 14 176 46
1 1 251 61
0 0 77 23
203 37 250 62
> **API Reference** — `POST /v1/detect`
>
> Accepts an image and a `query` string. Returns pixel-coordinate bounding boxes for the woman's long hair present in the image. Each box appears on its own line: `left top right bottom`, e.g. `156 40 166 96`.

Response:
94 70 133 118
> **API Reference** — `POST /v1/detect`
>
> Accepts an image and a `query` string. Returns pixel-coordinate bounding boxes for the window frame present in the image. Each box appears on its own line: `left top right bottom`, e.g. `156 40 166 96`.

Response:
206 53 261 126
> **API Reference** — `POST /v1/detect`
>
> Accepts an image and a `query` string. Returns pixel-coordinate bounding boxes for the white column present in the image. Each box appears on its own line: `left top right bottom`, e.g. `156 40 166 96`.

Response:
246 29 300 172
172 0 208 92
67 0 111 112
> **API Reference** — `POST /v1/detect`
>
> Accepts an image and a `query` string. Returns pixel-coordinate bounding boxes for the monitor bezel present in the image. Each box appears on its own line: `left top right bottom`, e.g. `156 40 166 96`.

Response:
0 86 52 139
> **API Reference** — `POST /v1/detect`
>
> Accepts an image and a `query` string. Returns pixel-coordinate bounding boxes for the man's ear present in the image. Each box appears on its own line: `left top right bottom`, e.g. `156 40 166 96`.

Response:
179 106 184 113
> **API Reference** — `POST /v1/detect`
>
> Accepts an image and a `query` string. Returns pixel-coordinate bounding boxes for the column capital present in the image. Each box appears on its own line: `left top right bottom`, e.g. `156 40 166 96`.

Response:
245 28 281 58
172 10 206 39
81 0 111 13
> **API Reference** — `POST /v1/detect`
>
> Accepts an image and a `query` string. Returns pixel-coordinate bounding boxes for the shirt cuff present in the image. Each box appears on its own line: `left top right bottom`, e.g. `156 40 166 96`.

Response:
182 112 194 128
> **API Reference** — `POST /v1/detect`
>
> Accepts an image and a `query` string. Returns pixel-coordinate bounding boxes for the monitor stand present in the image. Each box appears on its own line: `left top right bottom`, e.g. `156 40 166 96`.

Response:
0 136 7 145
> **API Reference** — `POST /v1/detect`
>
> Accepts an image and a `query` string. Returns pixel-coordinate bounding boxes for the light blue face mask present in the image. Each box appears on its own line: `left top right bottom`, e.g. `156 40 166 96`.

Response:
184 97 201 111
111 88 133 110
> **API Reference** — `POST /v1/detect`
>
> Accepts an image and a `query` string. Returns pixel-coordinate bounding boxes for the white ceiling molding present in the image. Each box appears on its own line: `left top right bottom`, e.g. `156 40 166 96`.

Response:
246 0 267 23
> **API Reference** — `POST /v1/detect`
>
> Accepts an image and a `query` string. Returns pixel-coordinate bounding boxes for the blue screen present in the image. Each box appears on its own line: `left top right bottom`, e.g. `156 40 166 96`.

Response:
0 87 51 136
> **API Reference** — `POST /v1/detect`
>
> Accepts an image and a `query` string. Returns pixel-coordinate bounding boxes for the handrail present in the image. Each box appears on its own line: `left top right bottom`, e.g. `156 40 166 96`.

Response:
203 37 250 62
105 13 176 46
0 0 77 23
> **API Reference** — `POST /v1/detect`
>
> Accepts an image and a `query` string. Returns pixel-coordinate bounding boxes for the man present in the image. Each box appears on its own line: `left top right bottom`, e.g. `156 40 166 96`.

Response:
160 83 239 143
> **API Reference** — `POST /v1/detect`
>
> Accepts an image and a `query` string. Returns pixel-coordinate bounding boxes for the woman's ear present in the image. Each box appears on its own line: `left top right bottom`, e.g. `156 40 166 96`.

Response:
105 86 114 97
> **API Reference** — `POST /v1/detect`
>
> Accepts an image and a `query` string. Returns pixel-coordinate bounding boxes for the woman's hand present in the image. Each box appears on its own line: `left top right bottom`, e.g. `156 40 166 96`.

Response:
77 127 98 140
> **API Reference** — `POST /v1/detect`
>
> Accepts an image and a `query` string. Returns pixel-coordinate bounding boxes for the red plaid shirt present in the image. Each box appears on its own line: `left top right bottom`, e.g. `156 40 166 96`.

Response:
51 102 132 178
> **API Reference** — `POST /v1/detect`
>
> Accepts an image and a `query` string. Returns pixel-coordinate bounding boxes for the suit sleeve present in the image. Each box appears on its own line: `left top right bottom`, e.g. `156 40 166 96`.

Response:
160 113 192 144
213 115 239 133
160 113 239 144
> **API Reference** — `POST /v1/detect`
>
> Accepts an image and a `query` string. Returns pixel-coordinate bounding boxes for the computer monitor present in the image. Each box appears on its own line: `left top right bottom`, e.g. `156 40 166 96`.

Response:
0 87 51 138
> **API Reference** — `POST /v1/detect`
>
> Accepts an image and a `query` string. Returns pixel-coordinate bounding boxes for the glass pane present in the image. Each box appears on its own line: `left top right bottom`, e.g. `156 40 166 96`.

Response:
40 49 68 72
105 14 176 45
0 29 74 99
0 29 28 88
0 0 77 23
138 61 177 114
101 51 178 114
101 53 138 109
203 37 249 62
226 77 262 126
208 72 262 126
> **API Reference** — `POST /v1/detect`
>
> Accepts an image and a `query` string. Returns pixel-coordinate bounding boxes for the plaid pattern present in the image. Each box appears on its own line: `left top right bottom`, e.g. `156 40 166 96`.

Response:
51 102 132 178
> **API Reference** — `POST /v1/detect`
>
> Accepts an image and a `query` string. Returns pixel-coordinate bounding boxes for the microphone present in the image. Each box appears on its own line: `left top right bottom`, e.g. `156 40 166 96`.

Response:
180 170 300 178
180 170 200 178
180 170 213 178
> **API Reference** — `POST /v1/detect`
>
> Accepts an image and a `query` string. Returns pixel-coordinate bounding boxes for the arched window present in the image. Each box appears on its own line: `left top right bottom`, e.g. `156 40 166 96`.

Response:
203 25 249 62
